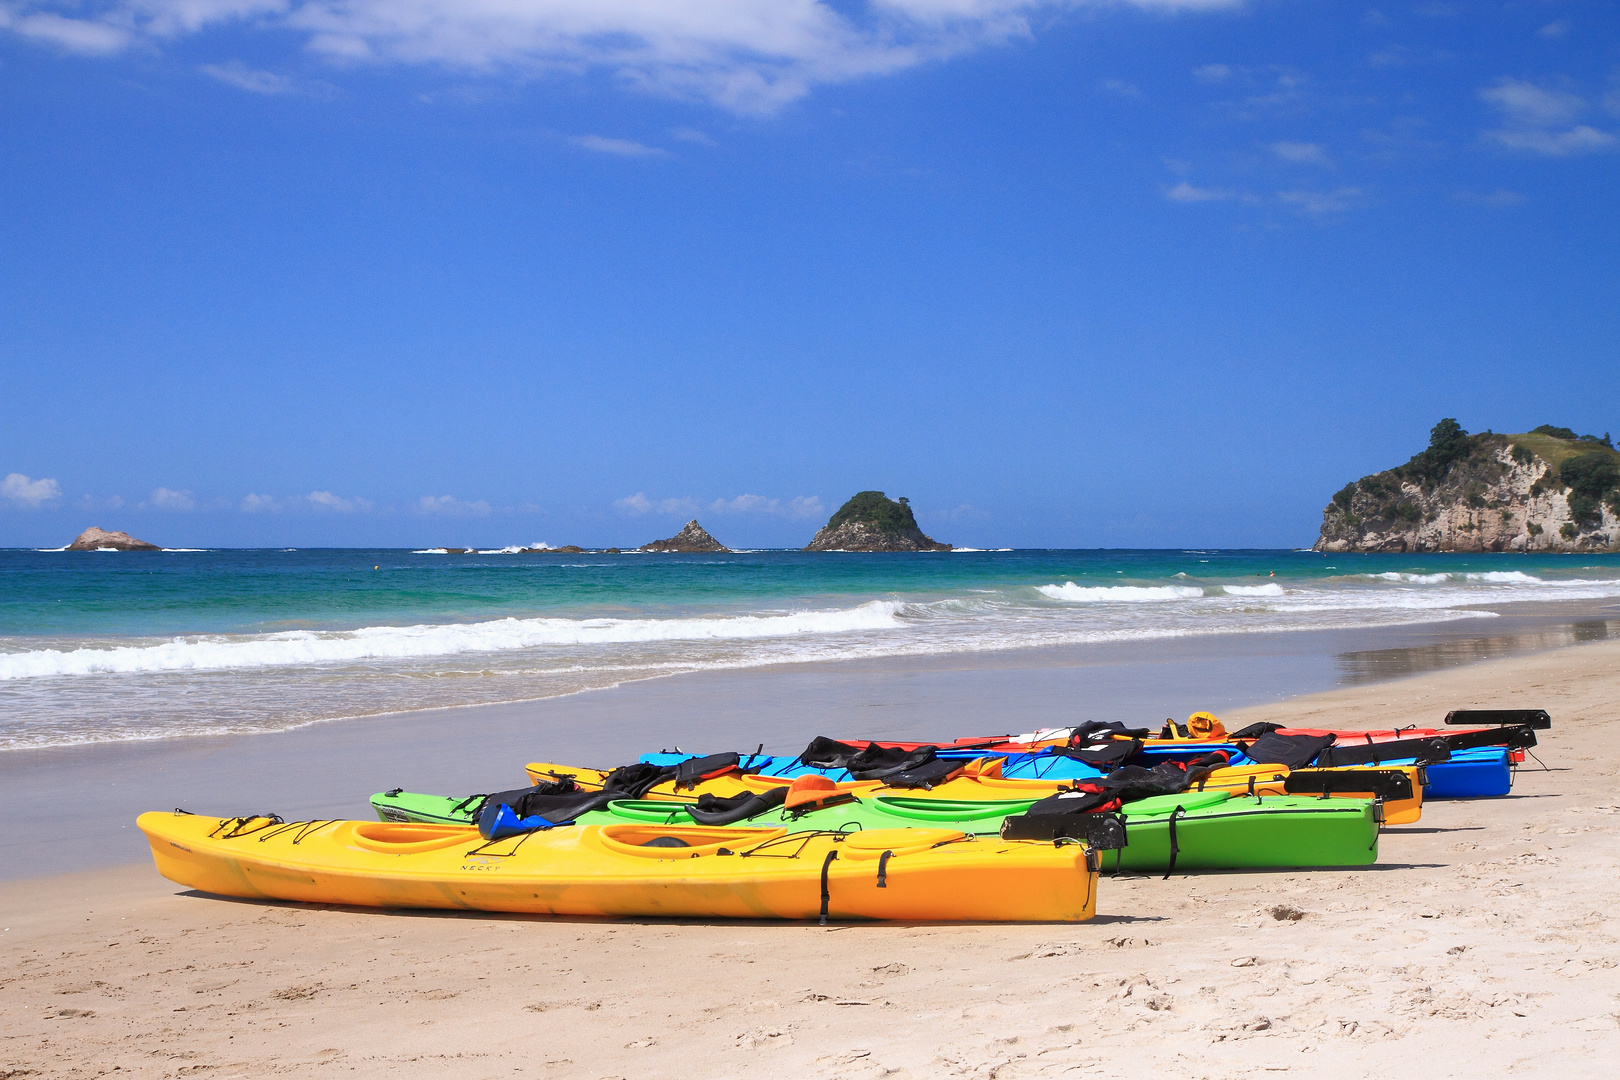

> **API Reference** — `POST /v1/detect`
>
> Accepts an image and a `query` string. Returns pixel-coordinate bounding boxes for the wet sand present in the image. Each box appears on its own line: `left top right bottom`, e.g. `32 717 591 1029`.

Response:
3 632 1620 1077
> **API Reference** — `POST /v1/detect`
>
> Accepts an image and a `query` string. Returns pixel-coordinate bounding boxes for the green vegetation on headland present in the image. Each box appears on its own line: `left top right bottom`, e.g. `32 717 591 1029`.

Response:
1317 419 1620 553
825 491 924 535
806 491 951 551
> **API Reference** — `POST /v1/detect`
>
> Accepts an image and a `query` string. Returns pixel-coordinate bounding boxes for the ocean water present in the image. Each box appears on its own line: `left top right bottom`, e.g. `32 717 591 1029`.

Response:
3 547 1619 751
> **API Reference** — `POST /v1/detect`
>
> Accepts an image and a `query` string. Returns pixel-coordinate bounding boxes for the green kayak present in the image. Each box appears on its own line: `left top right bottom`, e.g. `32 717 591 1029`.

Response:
370 786 1377 870
1068 790 1378 871
371 788 1042 833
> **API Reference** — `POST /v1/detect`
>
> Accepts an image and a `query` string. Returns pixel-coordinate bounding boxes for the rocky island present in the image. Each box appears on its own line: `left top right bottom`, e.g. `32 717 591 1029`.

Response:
805 491 951 551
640 520 729 553
66 526 161 551
1315 420 1620 553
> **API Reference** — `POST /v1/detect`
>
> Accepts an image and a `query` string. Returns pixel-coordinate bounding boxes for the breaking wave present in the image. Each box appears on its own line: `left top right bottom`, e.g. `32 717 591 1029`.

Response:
0 602 905 681
1038 583 1206 602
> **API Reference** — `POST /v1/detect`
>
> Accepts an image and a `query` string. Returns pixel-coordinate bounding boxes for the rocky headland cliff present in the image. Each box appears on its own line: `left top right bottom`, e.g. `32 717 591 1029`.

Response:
67 527 160 551
640 520 730 553
1315 421 1620 553
806 492 951 552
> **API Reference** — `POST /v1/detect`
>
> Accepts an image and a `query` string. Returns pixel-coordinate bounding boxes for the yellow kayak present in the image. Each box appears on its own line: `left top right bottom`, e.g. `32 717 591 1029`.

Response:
523 758 1423 825
137 811 1099 923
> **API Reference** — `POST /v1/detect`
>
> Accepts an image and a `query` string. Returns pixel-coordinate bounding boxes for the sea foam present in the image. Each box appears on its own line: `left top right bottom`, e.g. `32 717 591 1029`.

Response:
1038 583 1205 602
1222 583 1286 597
0 601 905 681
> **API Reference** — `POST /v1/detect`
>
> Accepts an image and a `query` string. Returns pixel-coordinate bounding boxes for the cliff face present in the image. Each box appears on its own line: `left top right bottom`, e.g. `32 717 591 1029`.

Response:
806 492 951 552
66 526 160 551
1315 427 1620 553
640 520 730 553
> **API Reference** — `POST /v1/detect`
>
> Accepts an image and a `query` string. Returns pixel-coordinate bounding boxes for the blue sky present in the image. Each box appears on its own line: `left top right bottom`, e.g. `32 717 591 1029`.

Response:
2 0 1616 549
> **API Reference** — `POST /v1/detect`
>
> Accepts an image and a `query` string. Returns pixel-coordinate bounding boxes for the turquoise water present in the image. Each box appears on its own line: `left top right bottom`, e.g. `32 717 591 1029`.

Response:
3 547 1619 749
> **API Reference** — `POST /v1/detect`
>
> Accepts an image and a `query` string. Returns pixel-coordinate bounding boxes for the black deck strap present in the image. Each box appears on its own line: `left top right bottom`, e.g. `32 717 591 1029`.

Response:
173 808 194 815
739 743 766 773
819 849 840 925
1444 709 1551 730
1317 736 1451 768
1163 806 1185 879
213 814 284 840
876 850 893 888
1246 775 1256 797
450 793 489 815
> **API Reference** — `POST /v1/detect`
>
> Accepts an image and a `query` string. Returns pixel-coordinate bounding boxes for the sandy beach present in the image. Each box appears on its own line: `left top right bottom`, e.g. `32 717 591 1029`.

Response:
3 632 1618 1077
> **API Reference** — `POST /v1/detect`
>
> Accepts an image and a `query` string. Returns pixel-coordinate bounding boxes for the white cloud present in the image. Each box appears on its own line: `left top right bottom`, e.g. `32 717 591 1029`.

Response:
201 60 297 94
1192 63 1231 83
1481 78 1616 155
1 0 1243 113
1277 187 1361 214
1536 21 1569 39
2 11 131 54
1270 140 1329 165
788 495 824 519
2 473 62 507
307 490 373 512
416 494 491 516
614 492 699 516
1165 180 1232 203
1487 125 1615 155
241 493 281 512
1101 78 1140 97
670 126 716 145
572 134 667 157
707 493 825 518
148 487 196 510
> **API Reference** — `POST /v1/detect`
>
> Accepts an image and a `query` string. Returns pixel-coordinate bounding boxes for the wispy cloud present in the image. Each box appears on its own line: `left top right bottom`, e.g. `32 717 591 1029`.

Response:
708 494 825 518
307 490 373 513
1192 63 1232 84
1536 21 1569 39
1165 180 1233 203
614 493 699 517
669 127 716 146
1270 140 1329 165
416 494 489 516
572 135 667 157
1 11 130 55
2 473 62 507
200 60 297 95
241 493 280 512
148 487 196 511
1277 187 1362 214
1101 78 1140 97
1480 78 1616 156
1 0 1244 113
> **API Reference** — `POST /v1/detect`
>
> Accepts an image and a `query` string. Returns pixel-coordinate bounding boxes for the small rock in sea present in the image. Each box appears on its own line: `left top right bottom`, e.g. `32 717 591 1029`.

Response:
66 527 160 551
640 521 729 553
